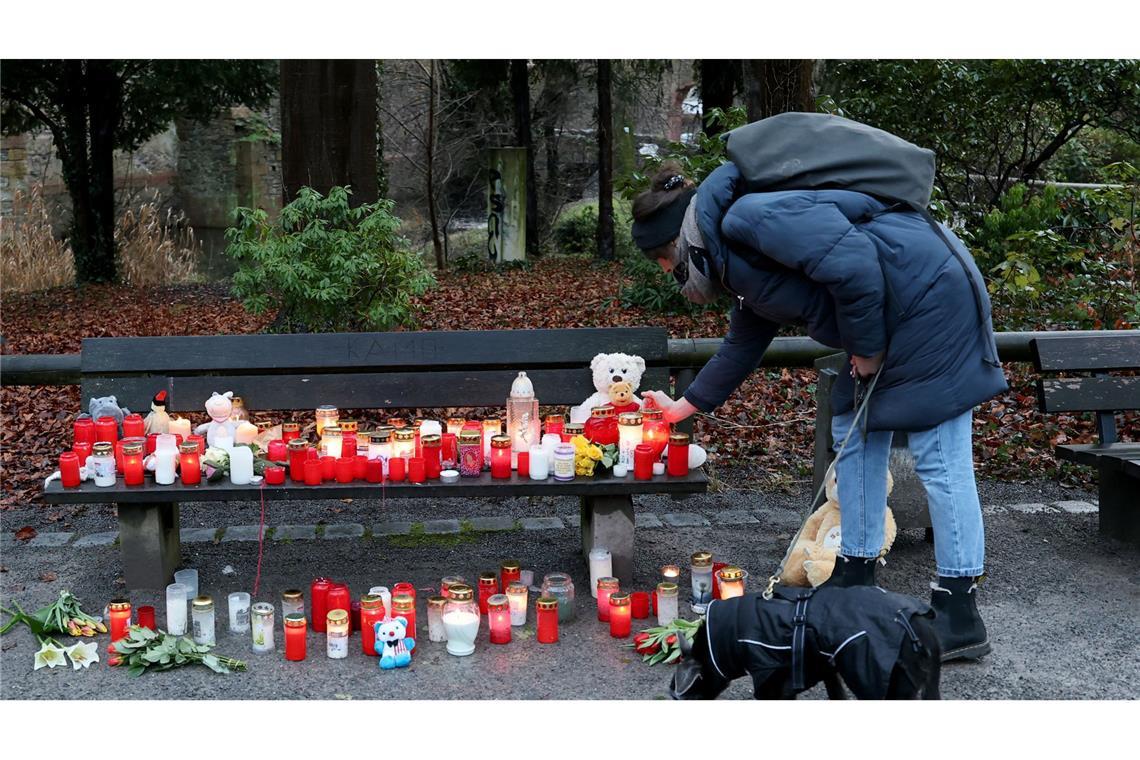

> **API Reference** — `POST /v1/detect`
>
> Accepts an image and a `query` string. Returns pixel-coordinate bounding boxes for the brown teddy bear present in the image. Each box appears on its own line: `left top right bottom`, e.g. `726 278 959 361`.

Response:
607 380 641 415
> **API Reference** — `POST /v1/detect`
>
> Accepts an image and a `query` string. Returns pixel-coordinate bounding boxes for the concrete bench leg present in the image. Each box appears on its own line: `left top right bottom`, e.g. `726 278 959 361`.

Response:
117 502 181 590
581 494 635 587
1098 461 1140 546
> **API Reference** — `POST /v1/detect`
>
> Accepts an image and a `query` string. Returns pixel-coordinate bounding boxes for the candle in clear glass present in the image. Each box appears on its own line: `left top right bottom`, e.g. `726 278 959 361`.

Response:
505 582 528 626
320 426 343 458
667 432 690 477
228 592 251 633
281 589 304 619
284 614 307 661
228 443 254 485
191 596 216 645
167 416 192 439
505 371 541 467
596 577 619 622
661 565 681 584
690 551 714 613
489 435 512 479
426 595 448 642
477 572 499 615
251 603 275 652
541 573 575 622
360 594 386 655
326 609 349 659
588 548 612 598
178 441 200 485
482 418 502 465
392 429 415 460
391 594 416 639
536 596 559 643
315 405 339 438
609 593 632 638
165 583 189 635
95 416 119 443
108 599 131 650
90 442 116 487
442 585 480 656
59 451 81 488
446 417 466 437
487 594 511 644
717 566 746 599
656 582 679 626
441 576 467 598
528 445 549 480
174 568 198 599
553 443 575 481
500 560 521 592
458 430 482 477
617 412 643 469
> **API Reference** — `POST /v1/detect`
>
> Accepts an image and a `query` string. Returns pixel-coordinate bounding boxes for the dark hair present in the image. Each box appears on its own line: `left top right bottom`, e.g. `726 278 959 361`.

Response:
632 163 696 260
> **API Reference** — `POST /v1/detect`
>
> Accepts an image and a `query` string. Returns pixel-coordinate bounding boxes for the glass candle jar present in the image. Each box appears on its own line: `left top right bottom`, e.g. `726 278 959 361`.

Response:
596 577 619 622
690 551 714 614
368 427 393 461
281 589 304 619
528 445 549 480
482 418 502 465
505 581 528 626
338 420 358 458
633 444 654 481
541 573 575 622
284 614 307 661
506 371 541 464
584 405 619 446
562 422 584 443
661 564 681 584
121 441 145 486
72 440 93 465
443 584 480 657
477 572 499 615
166 583 189 635
500 560 521 592
74 417 96 447
640 407 669 459
361 594 386 656
392 428 416 460
89 442 116 487
191 596 216 646
421 434 442 479
544 414 565 437
320 426 343 459
326 609 349 659
315 405 339 438
108 598 131 648
281 422 300 442
427 595 448 643
441 575 468 598
489 435 512 479
608 592 632 638
656 582 679 626
174 568 199 600
187 434 206 455
175 440 199 485
228 592 251 633
446 418 466 437
487 594 511 644
95 416 119 444
553 443 575 482
251 603 275 653
458 430 483 477
391 594 416 639
229 397 248 422
310 578 332 633
588 548 613 598
617 412 644 469
668 432 690 477
440 433 458 471
717 566 746 599
536 596 559 644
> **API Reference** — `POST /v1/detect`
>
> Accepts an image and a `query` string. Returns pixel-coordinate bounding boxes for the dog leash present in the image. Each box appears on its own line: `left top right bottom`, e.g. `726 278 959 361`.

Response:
762 364 884 601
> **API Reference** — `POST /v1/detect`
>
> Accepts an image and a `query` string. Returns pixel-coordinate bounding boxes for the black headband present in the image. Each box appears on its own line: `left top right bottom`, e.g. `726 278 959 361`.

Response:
631 187 697 252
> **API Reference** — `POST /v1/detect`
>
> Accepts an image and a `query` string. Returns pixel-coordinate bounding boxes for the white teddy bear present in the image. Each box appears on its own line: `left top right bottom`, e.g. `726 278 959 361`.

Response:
569 352 647 424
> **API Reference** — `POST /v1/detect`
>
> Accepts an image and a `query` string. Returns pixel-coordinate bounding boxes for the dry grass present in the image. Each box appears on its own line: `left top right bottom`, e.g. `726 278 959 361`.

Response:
1 185 201 293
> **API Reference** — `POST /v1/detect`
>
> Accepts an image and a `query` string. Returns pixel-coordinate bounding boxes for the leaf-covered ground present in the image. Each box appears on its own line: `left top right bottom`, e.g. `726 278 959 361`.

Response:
2 257 1130 514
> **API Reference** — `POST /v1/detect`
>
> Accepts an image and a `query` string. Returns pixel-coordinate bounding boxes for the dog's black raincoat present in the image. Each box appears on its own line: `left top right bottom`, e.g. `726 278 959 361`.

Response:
703 586 933 699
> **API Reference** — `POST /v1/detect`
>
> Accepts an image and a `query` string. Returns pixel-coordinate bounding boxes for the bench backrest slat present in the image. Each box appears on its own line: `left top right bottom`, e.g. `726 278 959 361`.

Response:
1031 335 1140 372
1036 376 1140 413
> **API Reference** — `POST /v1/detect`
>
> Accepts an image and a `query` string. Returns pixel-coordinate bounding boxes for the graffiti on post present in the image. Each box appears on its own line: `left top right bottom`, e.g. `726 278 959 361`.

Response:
487 168 505 262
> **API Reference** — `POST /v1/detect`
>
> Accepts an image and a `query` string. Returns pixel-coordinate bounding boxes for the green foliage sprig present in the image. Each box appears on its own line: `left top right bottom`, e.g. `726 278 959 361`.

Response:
113 626 246 677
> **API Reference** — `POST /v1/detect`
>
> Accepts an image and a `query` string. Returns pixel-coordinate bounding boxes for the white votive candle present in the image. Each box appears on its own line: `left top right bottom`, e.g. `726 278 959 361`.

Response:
165 583 189 636
228 592 251 633
612 464 628 477
229 444 254 485
528 445 549 480
652 462 666 476
588 548 613 598
168 416 192 439
174 568 199 600
234 421 258 445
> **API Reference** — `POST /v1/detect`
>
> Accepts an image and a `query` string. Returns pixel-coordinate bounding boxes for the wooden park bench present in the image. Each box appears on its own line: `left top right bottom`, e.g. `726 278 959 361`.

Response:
43 328 707 589
1031 332 1140 545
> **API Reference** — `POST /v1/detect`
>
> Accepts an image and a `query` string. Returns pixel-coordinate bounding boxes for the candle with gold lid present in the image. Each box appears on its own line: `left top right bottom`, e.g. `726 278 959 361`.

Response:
392 428 415 460
690 551 714 613
656 582 679 626
427 595 448 643
505 581 528 626
716 566 746 599
326 609 349 659
320 425 343 458
608 592 632 638
446 417 466 437
487 594 511 644
315 405 339 437
617 412 643 469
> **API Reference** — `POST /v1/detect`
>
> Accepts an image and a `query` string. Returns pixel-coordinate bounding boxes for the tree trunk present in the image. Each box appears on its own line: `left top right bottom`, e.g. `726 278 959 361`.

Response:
280 60 378 206
424 60 445 270
698 60 740 136
87 60 120 282
595 60 615 262
743 60 815 121
510 59 538 256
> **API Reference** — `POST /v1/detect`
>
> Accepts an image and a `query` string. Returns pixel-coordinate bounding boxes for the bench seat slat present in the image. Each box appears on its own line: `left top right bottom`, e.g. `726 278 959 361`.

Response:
80 328 669 374
1031 334 1140 372
43 469 709 504
1036 376 1140 413
1056 442 1140 468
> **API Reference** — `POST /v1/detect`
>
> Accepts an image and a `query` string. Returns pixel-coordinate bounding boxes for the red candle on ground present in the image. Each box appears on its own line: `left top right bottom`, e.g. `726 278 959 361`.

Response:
392 582 416 601
268 439 288 463
477 573 499 615
108 599 131 652
284 615 307 661
536 597 559 643
264 466 286 485
360 595 386 655
352 455 368 481
335 456 354 483
488 595 511 644
391 595 416 640
304 459 323 486
597 578 618 622
310 578 332 633
73 418 96 447
188 434 206 455
631 591 650 619
408 457 426 483
326 583 351 617
500 561 521 592
609 593 632 638
59 451 81 488
389 456 406 482
320 456 336 481
122 414 145 438
516 451 530 478
72 440 93 463
95 416 118 443
350 599 362 633
366 458 384 483
633 444 654 481
137 605 156 630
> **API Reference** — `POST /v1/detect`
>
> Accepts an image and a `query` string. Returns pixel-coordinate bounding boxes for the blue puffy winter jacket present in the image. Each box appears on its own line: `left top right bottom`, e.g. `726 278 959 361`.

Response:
682 162 1008 432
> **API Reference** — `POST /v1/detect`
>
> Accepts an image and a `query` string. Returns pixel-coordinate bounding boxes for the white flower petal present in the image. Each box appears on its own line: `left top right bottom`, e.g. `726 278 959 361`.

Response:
66 640 100 670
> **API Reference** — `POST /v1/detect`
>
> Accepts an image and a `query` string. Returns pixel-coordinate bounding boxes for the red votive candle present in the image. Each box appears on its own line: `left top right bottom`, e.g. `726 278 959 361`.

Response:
320 455 336 481
187 434 206 455
667 432 690 477
136 605 156 631
335 456 354 483
500 561 521 592
281 423 300 443
264 466 286 485
311 578 332 633
350 599 362 633
59 451 81 488
107 599 131 652
95 416 119 443
633 444 654 481
304 459 323 486
422 435 442 479
284 614 307 661
72 440 93 463
122 441 146 486
122 414 145 438
440 433 458 469
712 561 727 599
389 456 406 482
366 458 383 483
326 583 350 623
408 457 426 483
609 593 632 638
536 597 559 643
176 442 199 486
517 451 530 478
352 455 368 481
631 591 650 619
145 433 160 456
544 414 565 437
288 440 309 482
360 594 386 655
488 594 511 644
477 572 499 615
113 440 126 474
73 418 96 447
490 435 511 479
268 439 288 463
597 577 619 622
641 408 669 460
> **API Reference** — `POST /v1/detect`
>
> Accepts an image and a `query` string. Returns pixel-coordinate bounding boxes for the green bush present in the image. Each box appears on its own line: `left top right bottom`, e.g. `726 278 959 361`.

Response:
550 205 598 256
224 186 434 332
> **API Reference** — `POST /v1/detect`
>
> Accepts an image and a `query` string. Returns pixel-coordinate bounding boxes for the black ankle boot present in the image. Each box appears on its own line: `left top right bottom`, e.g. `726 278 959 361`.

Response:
929 576 991 662
821 554 877 588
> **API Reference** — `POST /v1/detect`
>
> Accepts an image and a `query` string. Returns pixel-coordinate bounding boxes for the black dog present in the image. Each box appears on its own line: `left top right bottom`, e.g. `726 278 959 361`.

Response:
669 586 941 700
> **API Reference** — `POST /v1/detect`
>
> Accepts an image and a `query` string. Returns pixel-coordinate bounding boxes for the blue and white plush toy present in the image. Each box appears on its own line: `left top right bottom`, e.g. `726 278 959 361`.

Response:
374 616 415 670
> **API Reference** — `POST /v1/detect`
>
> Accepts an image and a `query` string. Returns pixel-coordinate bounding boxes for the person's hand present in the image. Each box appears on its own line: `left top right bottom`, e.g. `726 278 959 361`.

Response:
850 352 884 379
642 390 697 424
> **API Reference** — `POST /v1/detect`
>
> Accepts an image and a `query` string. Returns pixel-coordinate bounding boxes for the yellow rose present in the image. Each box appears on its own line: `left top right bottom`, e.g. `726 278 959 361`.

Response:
587 445 603 460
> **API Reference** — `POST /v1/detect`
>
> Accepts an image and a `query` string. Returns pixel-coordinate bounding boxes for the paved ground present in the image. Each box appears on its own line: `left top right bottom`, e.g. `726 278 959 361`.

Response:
2 466 1137 700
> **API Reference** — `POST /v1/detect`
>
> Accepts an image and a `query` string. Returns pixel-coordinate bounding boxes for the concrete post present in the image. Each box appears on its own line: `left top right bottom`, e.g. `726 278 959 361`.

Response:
487 147 527 263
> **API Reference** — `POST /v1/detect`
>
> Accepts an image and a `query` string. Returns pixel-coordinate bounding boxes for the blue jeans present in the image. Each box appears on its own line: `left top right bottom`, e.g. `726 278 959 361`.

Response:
831 408 985 577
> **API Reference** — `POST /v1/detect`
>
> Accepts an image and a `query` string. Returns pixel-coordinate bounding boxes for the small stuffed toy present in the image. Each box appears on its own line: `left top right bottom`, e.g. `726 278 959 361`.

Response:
607 380 641 416
143 391 171 435
86 395 130 433
374 616 415 670
194 391 238 448
570 352 647 423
